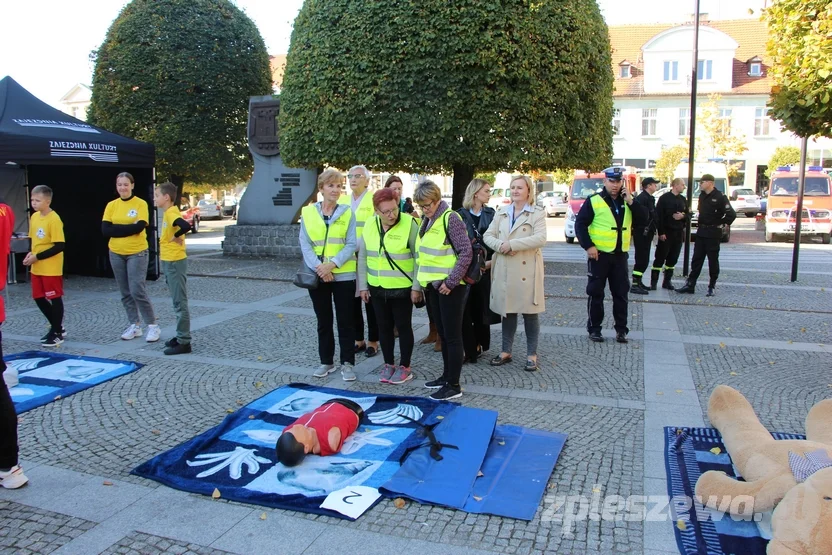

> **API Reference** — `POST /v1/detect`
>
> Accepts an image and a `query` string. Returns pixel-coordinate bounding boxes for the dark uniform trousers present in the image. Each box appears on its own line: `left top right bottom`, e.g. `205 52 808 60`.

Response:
632 229 654 276
586 252 630 334
652 229 684 272
687 234 721 287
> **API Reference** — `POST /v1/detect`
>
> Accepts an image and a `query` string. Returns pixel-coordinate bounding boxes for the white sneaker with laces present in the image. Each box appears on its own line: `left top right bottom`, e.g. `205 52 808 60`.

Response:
145 324 162 343
0 465 29 489
340 363 356 382
313 364 336 378
3 367 19 388
121 324 143 340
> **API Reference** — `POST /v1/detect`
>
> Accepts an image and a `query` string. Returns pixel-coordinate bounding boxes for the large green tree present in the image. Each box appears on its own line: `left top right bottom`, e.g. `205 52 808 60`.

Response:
87 0 273 200
765 0 832 138
279 0 614 208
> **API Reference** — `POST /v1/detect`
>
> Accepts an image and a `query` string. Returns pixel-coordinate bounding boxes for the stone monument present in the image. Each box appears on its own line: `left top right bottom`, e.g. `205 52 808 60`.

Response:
223 95 318 256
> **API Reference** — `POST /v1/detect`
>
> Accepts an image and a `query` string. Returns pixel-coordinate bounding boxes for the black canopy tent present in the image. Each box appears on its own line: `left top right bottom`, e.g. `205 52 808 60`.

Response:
0 76 159 279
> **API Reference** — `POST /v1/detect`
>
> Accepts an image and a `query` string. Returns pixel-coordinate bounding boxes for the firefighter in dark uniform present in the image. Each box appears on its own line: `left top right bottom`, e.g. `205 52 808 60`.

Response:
630 177 660 294
650 178 688 290
676 174 736 297
575 167 647 343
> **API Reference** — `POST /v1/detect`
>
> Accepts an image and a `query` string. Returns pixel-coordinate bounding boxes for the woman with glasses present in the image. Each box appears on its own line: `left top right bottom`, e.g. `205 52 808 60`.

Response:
483 175 547 372
458 179 498 364
358 188 422 385
300 169 358 382
383 175 415 215
414 181 472 401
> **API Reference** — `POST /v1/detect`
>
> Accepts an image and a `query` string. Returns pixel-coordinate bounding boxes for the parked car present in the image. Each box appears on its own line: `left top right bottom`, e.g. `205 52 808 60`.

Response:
221 196 238 219
179 203 200 233
537 191 568 217
197 199 222 220
487 187 511 210
729 188 761 217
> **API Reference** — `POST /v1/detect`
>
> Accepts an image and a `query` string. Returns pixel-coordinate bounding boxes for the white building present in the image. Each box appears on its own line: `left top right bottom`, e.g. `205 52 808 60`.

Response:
609 18 832 193
58 83 92 121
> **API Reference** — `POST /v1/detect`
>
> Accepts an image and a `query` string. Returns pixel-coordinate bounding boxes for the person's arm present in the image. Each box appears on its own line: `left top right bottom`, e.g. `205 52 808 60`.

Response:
655 195 667 235
36 242 65 260
574 200 596 250
330 210 358 269
298 219 322 270
406 220 422 292
628 196 648 227
357 236 369 291
482 212 503 252
721 194 737 226
172 217 191 236
506 209 547 252
327 427 343 454
101 221 147 238
443 214 472 290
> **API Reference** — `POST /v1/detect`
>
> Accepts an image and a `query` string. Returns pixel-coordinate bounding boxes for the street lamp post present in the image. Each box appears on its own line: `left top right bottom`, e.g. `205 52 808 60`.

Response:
683 0 701 277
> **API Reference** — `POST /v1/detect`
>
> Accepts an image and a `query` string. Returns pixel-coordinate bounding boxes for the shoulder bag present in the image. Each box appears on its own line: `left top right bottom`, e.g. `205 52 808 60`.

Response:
445 211 485 285
293 211 331 290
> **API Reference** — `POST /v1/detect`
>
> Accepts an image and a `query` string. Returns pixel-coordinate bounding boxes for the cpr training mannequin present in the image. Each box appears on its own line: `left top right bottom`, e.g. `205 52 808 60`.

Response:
694 385 832 554
276 399 363 466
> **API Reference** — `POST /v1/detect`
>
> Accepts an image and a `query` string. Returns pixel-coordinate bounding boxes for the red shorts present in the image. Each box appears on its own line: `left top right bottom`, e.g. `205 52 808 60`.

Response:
31 275 63 300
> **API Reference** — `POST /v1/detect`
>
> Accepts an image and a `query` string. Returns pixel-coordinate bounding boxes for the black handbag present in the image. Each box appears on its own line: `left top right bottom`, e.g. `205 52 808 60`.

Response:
445 212 485 285
378 219 426 308
293 211 331 290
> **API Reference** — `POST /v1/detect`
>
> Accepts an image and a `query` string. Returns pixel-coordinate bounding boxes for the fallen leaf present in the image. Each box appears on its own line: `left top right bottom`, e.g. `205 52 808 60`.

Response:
729 372 738 376
257 356 263 361
212 488 221 500
260 512 267 520
745 323 753 327
787 340 794 344
103 480 113 486
568 287 572 292
126 399 135 405
151 429 161 435
473 496 483 501
800 328 806 333
675 389 683 394
695 358 701 362
769 361 775 365
677 519 688 531
277 314 284 318
249 415 256 419
592 487 601 493
710 447 722 455
591 405 598 409
498 440 506 446
477 470 484 477
656 392 664 396
226 409 234 414
254 382 264 388
704 321 708 325
719 342 726 348
435 415 444 420
236 400 243 406
54 395 62 400
393 498 406 509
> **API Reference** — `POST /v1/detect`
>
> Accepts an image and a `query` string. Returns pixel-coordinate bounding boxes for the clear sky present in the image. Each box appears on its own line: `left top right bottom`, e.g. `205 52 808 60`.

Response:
0 0 765 107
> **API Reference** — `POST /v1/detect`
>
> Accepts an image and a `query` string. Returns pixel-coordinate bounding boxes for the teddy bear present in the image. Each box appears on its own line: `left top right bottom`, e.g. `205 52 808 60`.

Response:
694 385 832 554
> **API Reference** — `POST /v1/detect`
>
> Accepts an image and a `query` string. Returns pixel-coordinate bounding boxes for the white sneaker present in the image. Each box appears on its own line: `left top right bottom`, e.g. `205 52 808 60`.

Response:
340 363 356 382
145 325 162 343
0 465 29 489
121 324 143 340
313 364 336 378
3 367 18 388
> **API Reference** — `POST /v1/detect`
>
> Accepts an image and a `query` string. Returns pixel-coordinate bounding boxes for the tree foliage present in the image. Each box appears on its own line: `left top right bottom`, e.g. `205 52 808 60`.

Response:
765 0 832 138
550 169 574 185
279 0 614 205
87 0 273 195
766 146 802 177
697 94 747 160
654 145 688 186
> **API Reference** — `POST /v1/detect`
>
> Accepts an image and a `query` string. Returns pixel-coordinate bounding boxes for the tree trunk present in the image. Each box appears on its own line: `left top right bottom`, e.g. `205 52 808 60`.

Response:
451 164 475 211
170 175 185 206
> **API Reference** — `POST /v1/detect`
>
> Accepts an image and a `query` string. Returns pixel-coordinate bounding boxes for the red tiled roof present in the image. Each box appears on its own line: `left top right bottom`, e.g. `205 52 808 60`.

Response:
609 19 771 97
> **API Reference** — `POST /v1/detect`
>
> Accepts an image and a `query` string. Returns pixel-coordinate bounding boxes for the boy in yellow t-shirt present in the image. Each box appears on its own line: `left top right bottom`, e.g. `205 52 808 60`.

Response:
153 182 192 355
23 185 66 347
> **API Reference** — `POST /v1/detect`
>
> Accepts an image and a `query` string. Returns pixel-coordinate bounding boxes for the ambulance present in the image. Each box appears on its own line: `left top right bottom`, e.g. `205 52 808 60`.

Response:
765 166 832 244
564 167 637 244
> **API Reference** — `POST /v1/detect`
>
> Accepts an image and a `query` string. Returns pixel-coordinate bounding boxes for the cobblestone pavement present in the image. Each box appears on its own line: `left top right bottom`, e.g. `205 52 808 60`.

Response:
1 244 830 555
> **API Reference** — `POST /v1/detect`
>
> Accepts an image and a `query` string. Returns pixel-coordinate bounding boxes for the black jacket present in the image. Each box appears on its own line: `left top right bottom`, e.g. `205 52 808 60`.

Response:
656 191 689 234
696 189 736 239
575 189 648 253
458 206 495 260
633 190 658 233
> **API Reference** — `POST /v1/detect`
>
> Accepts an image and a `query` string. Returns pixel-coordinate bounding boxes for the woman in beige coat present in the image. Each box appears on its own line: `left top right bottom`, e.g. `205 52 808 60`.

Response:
483 175 547 371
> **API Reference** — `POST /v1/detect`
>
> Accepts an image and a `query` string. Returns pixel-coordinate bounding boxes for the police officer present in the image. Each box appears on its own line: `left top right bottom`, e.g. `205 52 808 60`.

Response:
575 167 647 343
631 177 659 294
676 174 736 297
650 178 688 290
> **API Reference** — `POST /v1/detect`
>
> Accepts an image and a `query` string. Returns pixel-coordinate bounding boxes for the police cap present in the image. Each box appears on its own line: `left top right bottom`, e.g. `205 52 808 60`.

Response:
603 167 624 181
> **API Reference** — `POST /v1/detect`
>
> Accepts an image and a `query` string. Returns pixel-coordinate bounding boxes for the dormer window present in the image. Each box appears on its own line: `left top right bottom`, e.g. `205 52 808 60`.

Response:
747 56 763 77
619 60 632 79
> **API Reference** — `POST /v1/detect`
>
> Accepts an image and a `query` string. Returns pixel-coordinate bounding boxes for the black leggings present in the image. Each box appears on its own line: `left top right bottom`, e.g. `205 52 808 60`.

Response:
35 297 63 334
426 284 469 387
354 296 378 343
0 331 18 469
309 281 356 365
370 291 414 367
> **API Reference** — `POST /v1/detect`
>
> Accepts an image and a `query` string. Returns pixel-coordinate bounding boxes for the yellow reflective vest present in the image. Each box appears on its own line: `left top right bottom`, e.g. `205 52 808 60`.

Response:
416 208 464 287
338 191 375 239
301 204 356 274
363 215 415 289
588 194 632 253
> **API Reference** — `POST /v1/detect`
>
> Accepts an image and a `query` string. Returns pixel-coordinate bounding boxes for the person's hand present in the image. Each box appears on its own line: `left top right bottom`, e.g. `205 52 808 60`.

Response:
672 212 685 221
321 272 334 283
360 290 370 303
484 260 492 271
659 234 667 241
438 282 452 295
499 242 512 254
315 262 336 277
621 187 633 204
22 252 36 266
411 290 423 305
586 246 599 260
171 236 184 245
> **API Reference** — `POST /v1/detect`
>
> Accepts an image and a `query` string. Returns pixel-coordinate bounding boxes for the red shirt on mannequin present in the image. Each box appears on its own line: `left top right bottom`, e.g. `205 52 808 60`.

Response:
284 401 360 456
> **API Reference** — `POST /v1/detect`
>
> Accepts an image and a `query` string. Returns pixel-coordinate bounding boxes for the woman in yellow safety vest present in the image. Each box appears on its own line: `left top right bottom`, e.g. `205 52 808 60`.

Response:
299 168 358 382
414 180 473 401
358 188 422 385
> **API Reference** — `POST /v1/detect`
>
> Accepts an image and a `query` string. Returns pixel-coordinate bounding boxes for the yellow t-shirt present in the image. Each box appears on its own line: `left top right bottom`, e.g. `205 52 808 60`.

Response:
102 196 149 255
160 206 187 262
29 210 65 276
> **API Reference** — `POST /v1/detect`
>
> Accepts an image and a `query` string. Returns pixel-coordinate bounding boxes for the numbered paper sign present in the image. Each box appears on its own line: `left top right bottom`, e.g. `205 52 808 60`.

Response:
320 486 382 520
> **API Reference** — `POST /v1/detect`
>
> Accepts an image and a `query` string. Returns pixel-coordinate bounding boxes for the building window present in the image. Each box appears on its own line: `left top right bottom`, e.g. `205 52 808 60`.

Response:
697 59 713 80
663 61 679 82
754 107 771 136
71 106 78 118
620 65 631 78
749 62 762 76
612 109 621 136
719 108 733 132
642 108 658 136
679 108 690 137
